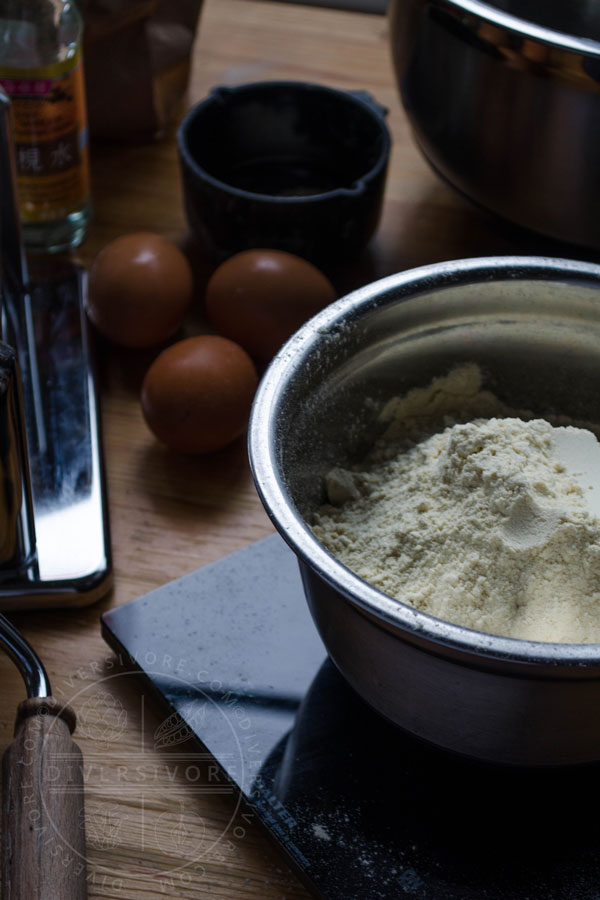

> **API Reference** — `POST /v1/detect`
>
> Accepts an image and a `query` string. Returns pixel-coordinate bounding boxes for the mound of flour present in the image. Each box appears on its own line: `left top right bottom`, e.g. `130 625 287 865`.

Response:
313 370 600 643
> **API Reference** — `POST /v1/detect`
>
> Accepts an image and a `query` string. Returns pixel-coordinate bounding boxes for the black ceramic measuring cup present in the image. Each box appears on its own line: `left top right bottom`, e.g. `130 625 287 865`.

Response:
177 80 391 265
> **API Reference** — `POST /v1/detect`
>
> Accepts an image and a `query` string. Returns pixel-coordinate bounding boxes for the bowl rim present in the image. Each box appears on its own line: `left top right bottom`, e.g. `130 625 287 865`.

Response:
248 255 600 667
424 0 600 57
176 80 392 204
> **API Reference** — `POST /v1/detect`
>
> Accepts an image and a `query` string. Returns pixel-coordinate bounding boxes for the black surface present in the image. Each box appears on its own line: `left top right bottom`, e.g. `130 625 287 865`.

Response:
177 81 390 265
102 535 600 900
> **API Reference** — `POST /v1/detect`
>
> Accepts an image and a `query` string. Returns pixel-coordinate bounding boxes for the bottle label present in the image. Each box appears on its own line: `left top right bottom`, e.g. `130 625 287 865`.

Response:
0 51 90 224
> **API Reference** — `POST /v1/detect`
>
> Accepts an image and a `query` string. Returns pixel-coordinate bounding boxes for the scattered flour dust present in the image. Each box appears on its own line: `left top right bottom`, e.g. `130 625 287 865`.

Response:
312 364 600 643
312 823 332 841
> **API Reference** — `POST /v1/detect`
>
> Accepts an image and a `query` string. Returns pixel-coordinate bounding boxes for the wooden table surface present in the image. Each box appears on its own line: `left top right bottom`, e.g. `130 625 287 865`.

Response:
1 2 593 898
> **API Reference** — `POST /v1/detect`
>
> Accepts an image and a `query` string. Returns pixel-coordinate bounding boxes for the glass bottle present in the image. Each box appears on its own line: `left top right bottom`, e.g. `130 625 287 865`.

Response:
0 0 91 253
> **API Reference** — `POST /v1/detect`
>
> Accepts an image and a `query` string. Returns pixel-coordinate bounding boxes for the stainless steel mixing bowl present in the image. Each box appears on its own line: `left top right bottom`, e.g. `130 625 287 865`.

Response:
388 0 600 251
249 256 600 766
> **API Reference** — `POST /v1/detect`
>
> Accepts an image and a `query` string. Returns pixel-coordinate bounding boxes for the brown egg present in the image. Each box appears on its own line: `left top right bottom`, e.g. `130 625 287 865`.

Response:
88 232 193 347
204 249 337 361
141 335 258 454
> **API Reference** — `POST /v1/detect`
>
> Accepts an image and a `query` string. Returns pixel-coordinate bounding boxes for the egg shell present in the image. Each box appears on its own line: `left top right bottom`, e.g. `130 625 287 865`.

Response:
88 232 193 348
141 335 259 454
204 249 337 361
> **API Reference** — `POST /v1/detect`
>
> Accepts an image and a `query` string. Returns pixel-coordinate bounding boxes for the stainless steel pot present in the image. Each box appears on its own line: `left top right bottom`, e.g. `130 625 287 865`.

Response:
388 0 600 251
249 256 600 766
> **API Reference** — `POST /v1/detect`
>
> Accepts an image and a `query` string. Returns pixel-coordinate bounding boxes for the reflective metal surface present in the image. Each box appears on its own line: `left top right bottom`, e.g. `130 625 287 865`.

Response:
0 89 111 609
0 344 36 574
249 256 600 765
103 533 600 896
0 612 50 698
388 0 600 250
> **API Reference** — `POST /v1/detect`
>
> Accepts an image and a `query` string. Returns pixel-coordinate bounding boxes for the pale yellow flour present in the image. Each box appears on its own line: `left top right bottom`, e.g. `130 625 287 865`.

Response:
313 368 600 643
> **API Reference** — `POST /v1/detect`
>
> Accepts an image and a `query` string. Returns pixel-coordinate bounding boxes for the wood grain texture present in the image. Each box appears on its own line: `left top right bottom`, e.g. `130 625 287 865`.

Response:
2 699 87 900
0 1 576 898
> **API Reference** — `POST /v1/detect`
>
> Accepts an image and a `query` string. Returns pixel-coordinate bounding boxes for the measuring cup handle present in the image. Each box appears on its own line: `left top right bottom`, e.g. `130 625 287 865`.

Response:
2 698 87 900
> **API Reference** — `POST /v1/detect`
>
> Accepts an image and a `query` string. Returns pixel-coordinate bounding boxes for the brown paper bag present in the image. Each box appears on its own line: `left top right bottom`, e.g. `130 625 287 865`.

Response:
80 0 203 141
